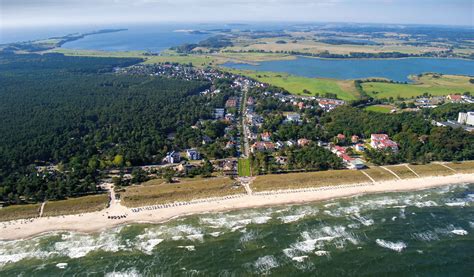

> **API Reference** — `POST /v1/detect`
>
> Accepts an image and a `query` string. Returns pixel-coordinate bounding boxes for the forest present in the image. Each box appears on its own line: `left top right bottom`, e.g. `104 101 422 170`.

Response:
0 53 213 204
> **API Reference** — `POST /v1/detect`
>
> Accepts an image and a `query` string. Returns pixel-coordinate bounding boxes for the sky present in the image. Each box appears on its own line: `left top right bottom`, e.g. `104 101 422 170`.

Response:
0 0 473 28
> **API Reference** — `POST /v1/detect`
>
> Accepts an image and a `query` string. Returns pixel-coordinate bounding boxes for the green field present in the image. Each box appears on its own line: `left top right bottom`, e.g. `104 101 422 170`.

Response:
365 105 394 113
51 48 295 68
362 74 473 99
238 158 251 177
226 70 359 101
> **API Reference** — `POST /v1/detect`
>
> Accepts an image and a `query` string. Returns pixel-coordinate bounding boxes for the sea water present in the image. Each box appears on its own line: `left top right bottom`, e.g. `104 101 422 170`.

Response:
0 183 473 276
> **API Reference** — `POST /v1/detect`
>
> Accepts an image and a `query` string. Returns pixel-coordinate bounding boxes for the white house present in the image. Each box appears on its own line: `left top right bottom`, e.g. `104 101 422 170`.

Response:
458 112 474 126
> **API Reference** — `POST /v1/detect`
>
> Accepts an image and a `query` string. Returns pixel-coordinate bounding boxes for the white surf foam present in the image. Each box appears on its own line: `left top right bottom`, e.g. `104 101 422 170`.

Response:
254 255 279 274
451 229 468 236
375 239 407 252
292 256 308 262
56 263 68 269
105 268 142 277
177 245 195 251
314 250 330 257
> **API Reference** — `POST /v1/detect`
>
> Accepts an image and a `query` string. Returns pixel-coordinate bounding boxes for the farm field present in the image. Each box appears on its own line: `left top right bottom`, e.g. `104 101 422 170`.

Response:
362 73 473 99
224 37 446 56
121 177 244 207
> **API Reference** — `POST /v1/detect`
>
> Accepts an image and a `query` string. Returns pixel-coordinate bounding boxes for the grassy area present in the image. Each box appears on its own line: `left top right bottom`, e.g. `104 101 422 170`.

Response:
51 48 296 68
238 158 251 177
42 194 109 217
227 69 359 101
48 48 146 58
225 37 445 56
252 170 371 192
365 105 394 113
385 165 418 179
0 204 41 222
362 167 398 182
447 161 474 173
408 164 453 177
121 177 244 207
362 73 473 99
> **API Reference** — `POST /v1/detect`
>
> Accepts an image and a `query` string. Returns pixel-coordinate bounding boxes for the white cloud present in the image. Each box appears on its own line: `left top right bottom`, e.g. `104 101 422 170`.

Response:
1 0 472 28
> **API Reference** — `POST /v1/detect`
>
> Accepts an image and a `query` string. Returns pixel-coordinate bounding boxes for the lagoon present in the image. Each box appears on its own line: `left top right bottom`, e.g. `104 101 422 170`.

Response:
224 57 474 82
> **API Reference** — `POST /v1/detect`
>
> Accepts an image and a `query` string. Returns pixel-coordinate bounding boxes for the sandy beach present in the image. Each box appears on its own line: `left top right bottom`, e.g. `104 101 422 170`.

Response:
1 173 473 241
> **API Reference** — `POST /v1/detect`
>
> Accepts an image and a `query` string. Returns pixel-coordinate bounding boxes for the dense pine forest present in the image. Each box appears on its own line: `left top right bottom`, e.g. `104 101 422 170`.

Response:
0 53 212 204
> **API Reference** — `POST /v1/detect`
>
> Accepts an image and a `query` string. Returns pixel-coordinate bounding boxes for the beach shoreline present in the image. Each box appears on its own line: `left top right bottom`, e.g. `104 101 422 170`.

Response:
1 173 473 241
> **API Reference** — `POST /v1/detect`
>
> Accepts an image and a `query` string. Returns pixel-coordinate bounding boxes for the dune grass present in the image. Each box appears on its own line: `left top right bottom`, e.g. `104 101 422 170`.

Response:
407 164 454 177
447 161 474 173
252 170 371 192
362 167 398 182
42 194 109 217
0 204 41 222
384 165 418 179
121 177 244 207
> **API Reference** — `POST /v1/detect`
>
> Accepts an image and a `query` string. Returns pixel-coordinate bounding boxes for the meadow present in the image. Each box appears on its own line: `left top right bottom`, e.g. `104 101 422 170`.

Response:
364 105 394 113
362 74 473 99
226 69 359 101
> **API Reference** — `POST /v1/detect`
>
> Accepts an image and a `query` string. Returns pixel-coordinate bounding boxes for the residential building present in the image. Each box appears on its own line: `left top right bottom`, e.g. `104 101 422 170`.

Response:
247 97 255 106
297 138 311 147
336 134 346 142
202 136 213 145
186 149 201 160
225 97 238 108
261 132 272 142
458 112 474 126
275 141 285 149
285 113 301 123
286 139 297 147
275 156 288 166
347 158 366 170
163 151 180 164
355 144 365 152
370 134 398 152
447 94 463 103
214 108 225 119
351 135 360 144
251 141 275 153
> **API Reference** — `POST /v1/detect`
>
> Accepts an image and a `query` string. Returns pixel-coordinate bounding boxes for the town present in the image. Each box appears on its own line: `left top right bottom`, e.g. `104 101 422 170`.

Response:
35 63 471 189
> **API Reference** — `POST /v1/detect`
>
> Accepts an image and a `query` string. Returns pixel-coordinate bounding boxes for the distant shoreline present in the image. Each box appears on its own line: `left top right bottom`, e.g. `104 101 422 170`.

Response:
1 173 472 241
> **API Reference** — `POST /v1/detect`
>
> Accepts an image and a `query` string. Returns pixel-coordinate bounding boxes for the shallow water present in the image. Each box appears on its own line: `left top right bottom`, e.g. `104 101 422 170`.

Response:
224 57 474 82
0 183 473 276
